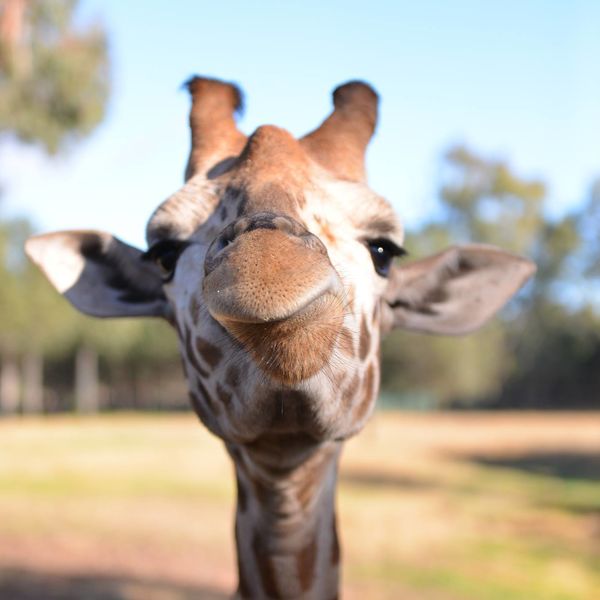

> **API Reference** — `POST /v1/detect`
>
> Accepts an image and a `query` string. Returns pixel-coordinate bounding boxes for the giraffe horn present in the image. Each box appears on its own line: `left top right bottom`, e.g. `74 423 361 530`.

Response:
184 76 247 180
300 81 379 182
146 77 247 245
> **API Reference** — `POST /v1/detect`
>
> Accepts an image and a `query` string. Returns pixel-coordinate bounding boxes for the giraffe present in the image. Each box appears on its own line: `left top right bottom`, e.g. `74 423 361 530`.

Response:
25 76 535 599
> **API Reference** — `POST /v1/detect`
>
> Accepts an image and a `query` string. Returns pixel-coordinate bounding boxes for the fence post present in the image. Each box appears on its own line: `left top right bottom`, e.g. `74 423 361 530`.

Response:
75 346 99 413
0 355 21 415
22 352 43 414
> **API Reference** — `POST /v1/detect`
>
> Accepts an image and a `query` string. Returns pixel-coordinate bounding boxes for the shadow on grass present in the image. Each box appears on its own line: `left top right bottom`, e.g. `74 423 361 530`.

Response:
0 568 229 600
467 451 600 482
340 470 437 491
463 450 600 515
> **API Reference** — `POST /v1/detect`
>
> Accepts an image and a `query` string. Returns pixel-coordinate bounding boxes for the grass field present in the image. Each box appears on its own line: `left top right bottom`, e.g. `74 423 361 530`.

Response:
0 412 598 599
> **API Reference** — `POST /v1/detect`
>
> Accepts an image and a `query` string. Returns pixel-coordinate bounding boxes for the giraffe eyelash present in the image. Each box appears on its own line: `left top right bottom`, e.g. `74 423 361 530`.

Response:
142 239 192 282
364 238 408 277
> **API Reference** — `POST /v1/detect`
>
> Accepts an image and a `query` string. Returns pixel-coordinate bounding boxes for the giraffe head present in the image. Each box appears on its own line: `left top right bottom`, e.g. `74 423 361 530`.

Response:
26 76 535 444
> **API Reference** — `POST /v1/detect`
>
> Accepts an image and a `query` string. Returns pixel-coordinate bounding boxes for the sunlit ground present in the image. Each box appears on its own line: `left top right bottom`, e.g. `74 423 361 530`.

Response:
0 412 598 600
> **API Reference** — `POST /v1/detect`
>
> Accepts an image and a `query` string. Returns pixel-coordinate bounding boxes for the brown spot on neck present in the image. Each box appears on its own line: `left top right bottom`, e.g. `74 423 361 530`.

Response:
231 442 341 598
236 521 252 598
252 530 280 598
297 533 318 592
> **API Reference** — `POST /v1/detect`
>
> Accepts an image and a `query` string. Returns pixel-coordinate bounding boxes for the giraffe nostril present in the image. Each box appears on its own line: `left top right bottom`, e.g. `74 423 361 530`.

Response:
215 235 231 253
213 226 236 255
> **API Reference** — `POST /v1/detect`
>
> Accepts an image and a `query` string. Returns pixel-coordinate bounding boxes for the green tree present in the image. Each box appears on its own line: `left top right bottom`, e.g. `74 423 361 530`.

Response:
0 0 110 413
0 0 109 153
382 145 577 407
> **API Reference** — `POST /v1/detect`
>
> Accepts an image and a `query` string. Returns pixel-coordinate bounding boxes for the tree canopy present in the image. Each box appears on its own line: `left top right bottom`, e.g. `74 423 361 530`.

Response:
0 0 109 153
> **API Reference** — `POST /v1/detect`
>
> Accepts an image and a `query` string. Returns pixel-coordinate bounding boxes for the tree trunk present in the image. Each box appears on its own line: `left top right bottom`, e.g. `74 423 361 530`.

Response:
0 355 21 414
22 351 43 414
75 346 99 414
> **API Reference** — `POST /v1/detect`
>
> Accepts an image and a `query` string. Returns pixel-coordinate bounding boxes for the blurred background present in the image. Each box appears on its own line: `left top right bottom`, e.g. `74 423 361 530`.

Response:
0 1 598 599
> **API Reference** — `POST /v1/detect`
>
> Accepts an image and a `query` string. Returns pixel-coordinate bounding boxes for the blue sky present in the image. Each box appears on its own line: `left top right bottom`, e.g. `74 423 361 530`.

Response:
2 0 599 249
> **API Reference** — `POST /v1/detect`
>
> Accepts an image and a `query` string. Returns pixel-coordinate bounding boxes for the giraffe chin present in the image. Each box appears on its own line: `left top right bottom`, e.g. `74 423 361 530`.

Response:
216 292 344 385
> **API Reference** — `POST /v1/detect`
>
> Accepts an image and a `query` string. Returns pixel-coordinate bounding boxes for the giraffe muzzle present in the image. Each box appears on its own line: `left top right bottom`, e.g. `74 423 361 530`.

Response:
202 214 345 383
203 214 342 325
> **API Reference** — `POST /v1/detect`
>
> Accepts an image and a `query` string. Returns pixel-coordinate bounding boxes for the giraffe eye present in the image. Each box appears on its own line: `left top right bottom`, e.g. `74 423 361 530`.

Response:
143 240 190 282
366 238 406 277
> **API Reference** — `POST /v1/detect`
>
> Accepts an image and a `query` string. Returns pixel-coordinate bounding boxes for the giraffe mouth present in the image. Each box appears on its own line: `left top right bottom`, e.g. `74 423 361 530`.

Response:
202 226 345 383
205 269 343 325
217 290 345 385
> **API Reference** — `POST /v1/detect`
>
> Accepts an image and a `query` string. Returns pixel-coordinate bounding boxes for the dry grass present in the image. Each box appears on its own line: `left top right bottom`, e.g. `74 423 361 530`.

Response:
0 412 598 599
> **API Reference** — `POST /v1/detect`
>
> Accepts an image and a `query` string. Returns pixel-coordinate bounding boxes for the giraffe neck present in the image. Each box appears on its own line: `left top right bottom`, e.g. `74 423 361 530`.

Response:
228 436 341 599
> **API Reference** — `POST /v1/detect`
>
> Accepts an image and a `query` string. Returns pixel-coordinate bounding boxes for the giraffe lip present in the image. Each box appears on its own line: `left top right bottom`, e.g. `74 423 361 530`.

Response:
218 290 338 327
215 287 345 386
205 270 343 326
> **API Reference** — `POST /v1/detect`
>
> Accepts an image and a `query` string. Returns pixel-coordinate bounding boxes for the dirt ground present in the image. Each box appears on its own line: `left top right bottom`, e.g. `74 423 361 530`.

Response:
0 412 598 599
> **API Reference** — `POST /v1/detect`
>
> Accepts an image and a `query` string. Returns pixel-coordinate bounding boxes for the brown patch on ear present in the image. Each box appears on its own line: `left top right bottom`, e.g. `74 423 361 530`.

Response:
297 534 318 592
252 531 280 598
195 336 223 368
359 315 371 361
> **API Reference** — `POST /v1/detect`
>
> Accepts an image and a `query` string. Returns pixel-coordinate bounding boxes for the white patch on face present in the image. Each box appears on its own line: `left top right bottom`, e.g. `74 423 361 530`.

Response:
301 177 401 323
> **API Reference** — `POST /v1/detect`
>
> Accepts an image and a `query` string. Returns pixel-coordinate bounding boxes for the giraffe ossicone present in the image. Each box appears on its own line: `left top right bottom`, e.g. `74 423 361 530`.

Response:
26 76 535 599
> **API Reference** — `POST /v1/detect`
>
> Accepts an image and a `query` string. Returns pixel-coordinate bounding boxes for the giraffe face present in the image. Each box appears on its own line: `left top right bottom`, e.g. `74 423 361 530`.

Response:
155 129 404 443
26 77 535 447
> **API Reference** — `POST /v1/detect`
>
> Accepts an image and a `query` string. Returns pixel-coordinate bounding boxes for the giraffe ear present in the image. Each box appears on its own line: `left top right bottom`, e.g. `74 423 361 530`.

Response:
383 245 535 335
25 230 169 319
